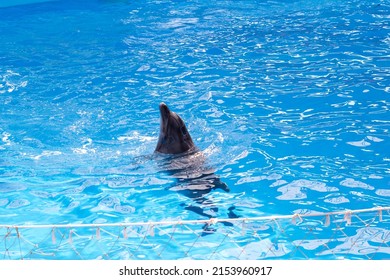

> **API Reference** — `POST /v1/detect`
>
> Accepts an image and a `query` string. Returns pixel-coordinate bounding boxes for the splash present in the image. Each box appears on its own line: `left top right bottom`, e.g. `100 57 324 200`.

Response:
0 71 28 94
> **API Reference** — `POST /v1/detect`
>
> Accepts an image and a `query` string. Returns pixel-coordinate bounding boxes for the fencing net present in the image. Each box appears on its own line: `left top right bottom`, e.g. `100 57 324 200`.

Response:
1 207 389 260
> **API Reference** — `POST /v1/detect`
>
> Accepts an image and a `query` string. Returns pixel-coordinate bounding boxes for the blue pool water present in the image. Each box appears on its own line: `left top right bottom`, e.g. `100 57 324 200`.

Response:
0 0 389 259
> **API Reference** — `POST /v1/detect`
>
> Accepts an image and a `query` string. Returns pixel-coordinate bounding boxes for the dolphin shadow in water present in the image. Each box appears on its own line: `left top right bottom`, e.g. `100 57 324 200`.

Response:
154 103 238 232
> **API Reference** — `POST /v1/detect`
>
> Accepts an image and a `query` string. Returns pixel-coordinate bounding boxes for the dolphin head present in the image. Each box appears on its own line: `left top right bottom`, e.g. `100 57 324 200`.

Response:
155 103 196 154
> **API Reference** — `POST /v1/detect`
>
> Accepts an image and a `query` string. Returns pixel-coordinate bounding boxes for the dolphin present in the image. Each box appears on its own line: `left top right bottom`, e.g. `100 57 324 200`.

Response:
155 102 197 155
154 103 237 228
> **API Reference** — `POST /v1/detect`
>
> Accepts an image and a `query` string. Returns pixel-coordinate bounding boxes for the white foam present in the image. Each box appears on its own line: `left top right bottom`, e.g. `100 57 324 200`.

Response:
340 178 374 190
324 196 350 204
375 189 390 197
33 150 62 160
118 131 155 142
277 179 338 200
1 132 11 145
346 139 371 147
366 136 384 142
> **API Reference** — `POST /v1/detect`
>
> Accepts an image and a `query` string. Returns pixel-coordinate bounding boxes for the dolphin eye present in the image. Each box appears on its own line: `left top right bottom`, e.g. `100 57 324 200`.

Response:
180 126 187 136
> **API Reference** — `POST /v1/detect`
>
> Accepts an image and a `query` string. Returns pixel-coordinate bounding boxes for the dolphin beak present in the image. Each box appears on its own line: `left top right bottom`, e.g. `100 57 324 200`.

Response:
159 102 170 121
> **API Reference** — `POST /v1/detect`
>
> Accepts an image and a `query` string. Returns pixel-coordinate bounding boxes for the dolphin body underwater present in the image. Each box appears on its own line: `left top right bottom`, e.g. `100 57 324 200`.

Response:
154 103 237 224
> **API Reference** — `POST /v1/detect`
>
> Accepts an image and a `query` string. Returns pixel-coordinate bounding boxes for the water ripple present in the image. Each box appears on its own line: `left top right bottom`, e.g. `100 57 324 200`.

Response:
0 1 388 258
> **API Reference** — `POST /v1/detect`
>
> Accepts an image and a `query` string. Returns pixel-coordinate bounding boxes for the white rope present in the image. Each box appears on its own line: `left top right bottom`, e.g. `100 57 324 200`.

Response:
0 206 388 230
